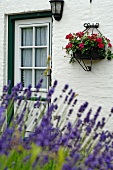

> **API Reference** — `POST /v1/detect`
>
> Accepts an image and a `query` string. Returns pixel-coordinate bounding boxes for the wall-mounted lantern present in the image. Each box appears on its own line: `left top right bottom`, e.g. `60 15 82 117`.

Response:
49 0 64 21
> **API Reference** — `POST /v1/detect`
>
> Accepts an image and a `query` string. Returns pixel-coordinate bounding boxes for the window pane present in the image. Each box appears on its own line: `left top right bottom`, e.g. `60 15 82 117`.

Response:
35 70 47 89
35 48 47 67
21 49 32 67
21 27 33 46
21 70 32 87
35 26 47 46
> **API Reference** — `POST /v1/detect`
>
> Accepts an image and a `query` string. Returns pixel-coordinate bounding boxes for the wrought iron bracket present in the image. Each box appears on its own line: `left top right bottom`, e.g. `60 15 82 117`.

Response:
83 23 101 34
74 57 92 71
84 23 99 29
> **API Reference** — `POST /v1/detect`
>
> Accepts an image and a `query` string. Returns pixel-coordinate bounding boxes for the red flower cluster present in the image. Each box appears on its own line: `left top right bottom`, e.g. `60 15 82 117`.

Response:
106 37 110 42
65 43 73 49
98 43 104 48
79 43 84 49
96 37 104 48
87 34 98 41
96 37 102 43
65 33 74 40
76 32 84 38
88 35 105 49
64 31 113 62
108 43 112 48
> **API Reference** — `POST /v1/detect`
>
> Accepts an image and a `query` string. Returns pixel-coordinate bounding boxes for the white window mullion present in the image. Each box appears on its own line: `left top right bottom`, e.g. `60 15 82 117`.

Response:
32 26 35 88
46 24 49 89
32 47 35 87
19 67 47 69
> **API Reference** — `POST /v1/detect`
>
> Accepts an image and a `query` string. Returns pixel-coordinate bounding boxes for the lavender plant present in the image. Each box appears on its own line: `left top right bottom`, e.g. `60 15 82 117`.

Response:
0 80 113 170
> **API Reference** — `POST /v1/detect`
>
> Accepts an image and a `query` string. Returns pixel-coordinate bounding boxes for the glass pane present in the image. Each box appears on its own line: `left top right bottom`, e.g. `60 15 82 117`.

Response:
21 49 32 67
51 2 55 14
21 70 32 87
21 27 33 46
56 2 61 14
35 48 47 67
35 70 47 89
51 2 61 14
35 26 47 46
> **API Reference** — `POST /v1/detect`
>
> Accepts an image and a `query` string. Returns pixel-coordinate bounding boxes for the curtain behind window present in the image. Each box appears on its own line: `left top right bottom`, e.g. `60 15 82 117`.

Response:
21 26 47 89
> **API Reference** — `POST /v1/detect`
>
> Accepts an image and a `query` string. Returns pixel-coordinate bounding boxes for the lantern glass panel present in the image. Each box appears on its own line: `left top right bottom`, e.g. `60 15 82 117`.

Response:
51 2 56 14
55 2 61 14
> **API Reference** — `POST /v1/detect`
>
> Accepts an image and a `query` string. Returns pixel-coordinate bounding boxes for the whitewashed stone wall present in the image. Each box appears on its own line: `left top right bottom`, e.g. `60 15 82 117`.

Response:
52 0 113 130
0 0 113 129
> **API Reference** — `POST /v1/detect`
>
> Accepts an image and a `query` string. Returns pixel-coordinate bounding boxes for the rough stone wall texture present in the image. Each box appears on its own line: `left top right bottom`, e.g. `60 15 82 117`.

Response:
0 0 113 129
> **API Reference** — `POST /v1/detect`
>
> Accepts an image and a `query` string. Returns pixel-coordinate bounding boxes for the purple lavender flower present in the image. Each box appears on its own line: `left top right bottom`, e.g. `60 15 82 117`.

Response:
84 109 92 123
64 95 68 103
3 85 8 93
26 90 32 99
62 163 72 170
62 84 69 92
68 92 75 105
72 99 77 107
53 97 58 103
53 80 58 88
111 107 113 113
23 154 31 162
68 109 73 116
39 78 43 84
68 89 73 95
86 125 91 134
0 80 113 170
28 84 32 90
36 83 41 91
0 106 5 118
78 102 88 112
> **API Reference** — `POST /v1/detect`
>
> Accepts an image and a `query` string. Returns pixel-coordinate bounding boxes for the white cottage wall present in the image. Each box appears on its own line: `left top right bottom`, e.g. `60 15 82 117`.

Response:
52 0 113 129
0 0 113 129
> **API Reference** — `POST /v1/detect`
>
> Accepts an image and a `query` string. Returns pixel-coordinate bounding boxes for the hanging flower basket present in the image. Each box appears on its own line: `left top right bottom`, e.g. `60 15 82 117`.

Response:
64 32 113 63
73 50 105 60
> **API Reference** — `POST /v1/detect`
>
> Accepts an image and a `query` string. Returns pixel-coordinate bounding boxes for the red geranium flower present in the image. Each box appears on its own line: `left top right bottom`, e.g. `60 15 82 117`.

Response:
87 36 91 39
106 38 110 42
108 43 112 48
65 33 74 40
96 38 102 43
65 43 73 49
79 43 84 49
68 43 72 48
76 32 84 38
92 34 98 37
98 43 104 48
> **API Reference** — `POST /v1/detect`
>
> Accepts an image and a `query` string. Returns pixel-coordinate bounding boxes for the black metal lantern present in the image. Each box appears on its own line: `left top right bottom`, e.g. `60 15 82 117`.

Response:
49 0 64 21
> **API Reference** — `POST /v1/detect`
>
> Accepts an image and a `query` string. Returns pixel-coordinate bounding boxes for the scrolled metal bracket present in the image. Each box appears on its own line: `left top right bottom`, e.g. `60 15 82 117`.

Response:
84 23 99 29
83 23 101 35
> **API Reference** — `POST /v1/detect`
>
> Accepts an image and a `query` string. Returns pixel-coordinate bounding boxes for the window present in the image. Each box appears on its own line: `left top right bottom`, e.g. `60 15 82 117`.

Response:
7 12 52 127
15 18 51 91
8 12 52 93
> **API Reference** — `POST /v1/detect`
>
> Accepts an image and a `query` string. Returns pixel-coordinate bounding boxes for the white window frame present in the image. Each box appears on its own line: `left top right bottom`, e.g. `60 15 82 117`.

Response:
15 18 51 92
